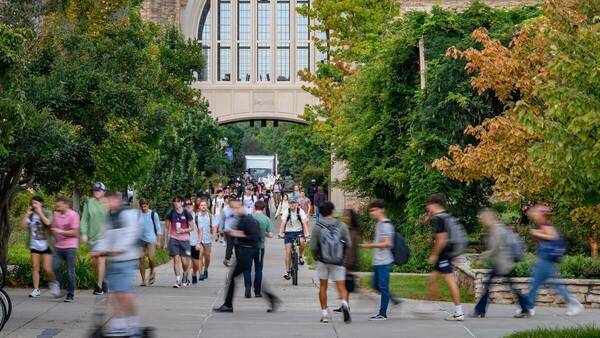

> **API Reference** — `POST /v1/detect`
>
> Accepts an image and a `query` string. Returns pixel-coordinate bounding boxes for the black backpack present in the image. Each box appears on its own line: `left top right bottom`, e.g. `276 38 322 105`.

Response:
285 208 303 229
384 221 411 266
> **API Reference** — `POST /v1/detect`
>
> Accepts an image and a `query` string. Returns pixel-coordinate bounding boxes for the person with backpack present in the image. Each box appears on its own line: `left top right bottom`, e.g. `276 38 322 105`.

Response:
313 186 327 222
424 193 465 321
514 205 584 318
333 209 361 314
137 198 161 286
241 185 256 215
310 201 351 324
358 200 401 321
92 191 142 337
20 196 56 298
275 193 290 220
278 199 309 280
470 209 528 318
194 199 216 281
165 196 195 288
243 200 273 298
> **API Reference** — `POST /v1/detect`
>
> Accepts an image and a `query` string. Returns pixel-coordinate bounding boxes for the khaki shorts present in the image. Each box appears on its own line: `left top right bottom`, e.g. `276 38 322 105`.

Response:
316 262 346 281
142 242 156 256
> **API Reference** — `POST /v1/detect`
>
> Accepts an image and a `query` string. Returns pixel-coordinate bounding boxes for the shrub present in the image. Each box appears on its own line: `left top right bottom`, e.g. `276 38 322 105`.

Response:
504 326 600 338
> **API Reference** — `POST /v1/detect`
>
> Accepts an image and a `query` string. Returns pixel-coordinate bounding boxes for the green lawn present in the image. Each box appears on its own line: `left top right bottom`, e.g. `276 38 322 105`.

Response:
359 274 475 303
504 326 600 338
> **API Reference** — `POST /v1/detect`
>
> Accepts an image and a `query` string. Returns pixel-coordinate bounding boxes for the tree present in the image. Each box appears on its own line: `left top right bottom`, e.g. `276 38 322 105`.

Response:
433 0 600 256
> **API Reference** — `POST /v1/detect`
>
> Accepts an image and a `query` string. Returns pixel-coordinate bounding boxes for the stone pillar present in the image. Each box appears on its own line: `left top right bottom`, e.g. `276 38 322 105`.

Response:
329 159 357 214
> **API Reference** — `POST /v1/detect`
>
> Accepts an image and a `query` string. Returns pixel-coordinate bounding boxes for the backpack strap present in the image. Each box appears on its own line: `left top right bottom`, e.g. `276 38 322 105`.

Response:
150 210 158 236
296 208 302 224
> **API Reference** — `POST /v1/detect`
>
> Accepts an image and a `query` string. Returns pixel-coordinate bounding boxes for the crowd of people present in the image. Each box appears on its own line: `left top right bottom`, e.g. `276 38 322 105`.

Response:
18 176 585 335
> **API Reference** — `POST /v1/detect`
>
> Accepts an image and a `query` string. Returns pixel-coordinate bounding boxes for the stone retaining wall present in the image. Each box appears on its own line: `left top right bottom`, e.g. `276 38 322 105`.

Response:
454 263 600 308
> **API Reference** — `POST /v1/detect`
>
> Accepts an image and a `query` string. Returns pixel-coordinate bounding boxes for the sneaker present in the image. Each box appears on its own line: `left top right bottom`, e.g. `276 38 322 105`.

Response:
341 304 351 323
444 313 465 321
192 275 198 284
513 311 532 319
64 294 74 303
333 307 342 313
566 301 584 316
102 281 108 293
49 281 61 297
93 286 104 295
320 315 329 323
29 288 41 298
515 307 535 317
182 273 190 287
255 292 262 298
299 257 305 266
468 312 485 318
173 277 181 288
283 272 291 280
223 259 231 267
202 271 208 280
369 314 387 321
245 287 252 299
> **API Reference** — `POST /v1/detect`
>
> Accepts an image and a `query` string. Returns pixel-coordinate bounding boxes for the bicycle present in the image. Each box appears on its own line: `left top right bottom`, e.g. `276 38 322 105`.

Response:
290 237 300 286
0 262 11 332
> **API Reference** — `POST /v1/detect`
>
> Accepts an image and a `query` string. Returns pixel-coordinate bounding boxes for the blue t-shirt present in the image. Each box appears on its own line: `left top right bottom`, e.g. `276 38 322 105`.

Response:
138 210 161 243
195 212 213 244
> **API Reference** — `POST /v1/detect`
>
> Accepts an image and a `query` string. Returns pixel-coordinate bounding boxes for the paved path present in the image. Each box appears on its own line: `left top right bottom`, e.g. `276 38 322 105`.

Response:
2 221 600 338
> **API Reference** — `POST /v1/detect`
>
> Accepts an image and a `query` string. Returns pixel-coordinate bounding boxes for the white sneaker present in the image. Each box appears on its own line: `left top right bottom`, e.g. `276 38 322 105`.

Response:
49 281 61 297
566 301 584 316
29 288 41 298
444 313 465 321
515 307 535 317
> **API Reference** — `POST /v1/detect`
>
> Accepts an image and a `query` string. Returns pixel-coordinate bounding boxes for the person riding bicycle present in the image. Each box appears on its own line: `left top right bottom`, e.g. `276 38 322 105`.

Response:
278 199 309 280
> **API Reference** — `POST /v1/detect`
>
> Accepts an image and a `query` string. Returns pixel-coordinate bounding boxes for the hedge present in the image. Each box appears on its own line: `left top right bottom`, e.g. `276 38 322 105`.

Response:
504 326 600 338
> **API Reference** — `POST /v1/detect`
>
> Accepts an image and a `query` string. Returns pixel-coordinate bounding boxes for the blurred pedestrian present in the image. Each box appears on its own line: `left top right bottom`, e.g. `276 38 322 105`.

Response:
20 196 55 298
213 199 281 313
515 205 584 318
137 198 161 286
334 209 361 313
92 191 143 337
165 196 194 288
470 209 528 318
313 187 327 222
80 182 109 295
424 194 465 321
243 200 273 298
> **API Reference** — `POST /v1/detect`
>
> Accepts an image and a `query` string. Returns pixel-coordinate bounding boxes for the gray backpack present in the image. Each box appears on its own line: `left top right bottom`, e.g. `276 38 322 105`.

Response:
317 221 346 266
439 212 467 258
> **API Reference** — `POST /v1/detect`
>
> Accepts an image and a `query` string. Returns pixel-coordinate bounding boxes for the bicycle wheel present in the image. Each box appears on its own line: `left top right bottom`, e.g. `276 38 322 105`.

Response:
291 251 299 286
0 263 5 289
0 289 11 321
0 293 7 332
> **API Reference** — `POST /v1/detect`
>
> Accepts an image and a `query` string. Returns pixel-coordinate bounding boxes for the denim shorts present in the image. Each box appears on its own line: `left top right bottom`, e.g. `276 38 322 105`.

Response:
107 259 138 293
284 231 304 245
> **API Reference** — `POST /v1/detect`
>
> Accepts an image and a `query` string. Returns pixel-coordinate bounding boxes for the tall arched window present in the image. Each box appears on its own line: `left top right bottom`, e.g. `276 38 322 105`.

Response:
197 0 324 83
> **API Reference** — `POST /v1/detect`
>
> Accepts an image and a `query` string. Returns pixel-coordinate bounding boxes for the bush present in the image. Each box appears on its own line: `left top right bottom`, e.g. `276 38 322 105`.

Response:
504 326 600 338
495 254 600 279
7 228 171 288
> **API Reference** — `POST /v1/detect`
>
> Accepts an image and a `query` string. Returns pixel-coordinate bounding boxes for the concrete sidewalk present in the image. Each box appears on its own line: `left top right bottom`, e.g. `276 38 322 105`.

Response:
2 223 600 338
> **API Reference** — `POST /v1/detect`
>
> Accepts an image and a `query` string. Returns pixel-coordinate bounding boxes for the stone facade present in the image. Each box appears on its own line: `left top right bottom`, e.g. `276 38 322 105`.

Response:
141 0 541 25
455 263 600 308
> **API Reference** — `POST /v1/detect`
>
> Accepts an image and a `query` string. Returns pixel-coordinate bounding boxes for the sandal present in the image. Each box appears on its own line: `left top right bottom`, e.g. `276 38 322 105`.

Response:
148 272 155 285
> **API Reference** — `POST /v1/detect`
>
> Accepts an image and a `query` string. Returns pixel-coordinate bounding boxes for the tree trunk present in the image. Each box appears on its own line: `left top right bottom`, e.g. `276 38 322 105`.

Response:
0 163 24 274
590 234 598 258
72 189 81 212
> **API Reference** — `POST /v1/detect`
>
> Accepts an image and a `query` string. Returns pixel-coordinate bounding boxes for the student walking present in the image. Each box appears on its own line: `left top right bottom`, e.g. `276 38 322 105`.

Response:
80 182 109 295
243 200 273 298
194 199 216 281
470 209 528 318
213 199 281 313
92 192 143 337
311 201 352 324
359 200 400 321
165 196 194 288
313 187 327 222
275 193 290 221
220 196 238 267
138 198 161 286
424 194 465 321
334 209 361 313
20 196 56 298
515 205 584 318
50 196 80 302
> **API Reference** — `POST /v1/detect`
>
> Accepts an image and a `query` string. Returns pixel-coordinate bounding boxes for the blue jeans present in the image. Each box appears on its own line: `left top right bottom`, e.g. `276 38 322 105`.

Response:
475 268 527 314
53 248 77 295
244 248 265 293
372 264 391 316
526 256 574 309
315 207 320 222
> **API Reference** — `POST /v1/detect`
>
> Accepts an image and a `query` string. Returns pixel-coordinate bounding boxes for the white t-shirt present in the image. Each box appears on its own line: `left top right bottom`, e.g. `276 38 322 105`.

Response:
281 208 308 232
28 212 50 251
242 195 256 215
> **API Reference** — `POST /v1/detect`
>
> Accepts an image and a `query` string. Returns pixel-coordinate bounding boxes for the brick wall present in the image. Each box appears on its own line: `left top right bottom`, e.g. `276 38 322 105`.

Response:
140 0 541 24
